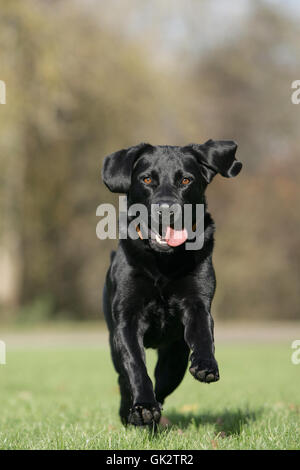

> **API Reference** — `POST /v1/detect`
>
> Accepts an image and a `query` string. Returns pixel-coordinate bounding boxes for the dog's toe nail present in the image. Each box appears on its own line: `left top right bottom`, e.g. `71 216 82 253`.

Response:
205 373 215 382
142 408 152 423
196 370 206 380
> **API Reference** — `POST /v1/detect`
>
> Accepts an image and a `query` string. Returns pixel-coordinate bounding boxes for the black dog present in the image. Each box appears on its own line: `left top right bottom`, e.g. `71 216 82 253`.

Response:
102 140 242 426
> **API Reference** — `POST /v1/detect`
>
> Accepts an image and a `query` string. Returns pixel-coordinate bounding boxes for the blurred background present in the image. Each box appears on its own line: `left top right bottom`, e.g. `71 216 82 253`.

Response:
1 0 300 326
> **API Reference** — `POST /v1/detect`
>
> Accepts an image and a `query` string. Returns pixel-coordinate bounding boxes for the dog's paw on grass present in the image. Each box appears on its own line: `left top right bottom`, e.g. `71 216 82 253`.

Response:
129 403 161 426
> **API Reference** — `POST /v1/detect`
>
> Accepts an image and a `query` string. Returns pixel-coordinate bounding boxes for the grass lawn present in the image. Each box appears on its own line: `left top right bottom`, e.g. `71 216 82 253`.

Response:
0 343 299 450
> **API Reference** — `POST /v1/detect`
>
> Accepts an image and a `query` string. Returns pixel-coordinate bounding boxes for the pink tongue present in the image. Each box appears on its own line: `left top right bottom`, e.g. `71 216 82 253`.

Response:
165 226 188 247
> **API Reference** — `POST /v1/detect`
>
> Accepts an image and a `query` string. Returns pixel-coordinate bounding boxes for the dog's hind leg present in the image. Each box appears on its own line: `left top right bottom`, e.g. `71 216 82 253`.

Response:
154 339 190 406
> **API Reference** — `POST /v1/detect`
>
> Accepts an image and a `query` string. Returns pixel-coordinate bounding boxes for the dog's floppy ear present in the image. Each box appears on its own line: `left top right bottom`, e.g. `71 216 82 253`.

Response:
102 142 153 193
185 139 242 184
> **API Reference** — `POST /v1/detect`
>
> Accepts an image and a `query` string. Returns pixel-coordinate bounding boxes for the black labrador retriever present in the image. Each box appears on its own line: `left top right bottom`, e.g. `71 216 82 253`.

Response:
102 140 242 426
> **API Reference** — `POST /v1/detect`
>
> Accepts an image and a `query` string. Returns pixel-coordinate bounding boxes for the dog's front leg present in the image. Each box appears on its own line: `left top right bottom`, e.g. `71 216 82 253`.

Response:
112 321 161 425
182 300 220 383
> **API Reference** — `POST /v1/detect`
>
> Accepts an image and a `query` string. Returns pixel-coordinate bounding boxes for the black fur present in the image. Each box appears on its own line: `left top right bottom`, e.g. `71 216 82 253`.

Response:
101 140 242 426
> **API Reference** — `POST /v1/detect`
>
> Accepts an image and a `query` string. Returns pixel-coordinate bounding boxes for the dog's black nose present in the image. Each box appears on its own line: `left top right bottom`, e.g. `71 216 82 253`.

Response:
157 203 175 216
152 201 181 222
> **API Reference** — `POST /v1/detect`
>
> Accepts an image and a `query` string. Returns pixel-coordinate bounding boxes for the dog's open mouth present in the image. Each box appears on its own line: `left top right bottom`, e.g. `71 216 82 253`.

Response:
150 226 188 248
136 220 190 249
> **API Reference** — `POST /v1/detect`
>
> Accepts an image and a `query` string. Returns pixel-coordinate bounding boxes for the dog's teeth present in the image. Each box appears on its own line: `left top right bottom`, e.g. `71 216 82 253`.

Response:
155 234 167 245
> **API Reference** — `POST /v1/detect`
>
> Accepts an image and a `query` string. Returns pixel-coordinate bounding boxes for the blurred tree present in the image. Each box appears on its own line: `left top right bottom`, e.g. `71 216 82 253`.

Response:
189 3 300 320
0 0 184 319
189 2 300 168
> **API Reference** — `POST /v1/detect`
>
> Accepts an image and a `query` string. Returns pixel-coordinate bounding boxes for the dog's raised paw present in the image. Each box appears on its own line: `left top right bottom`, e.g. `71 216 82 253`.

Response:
129 403 161 426
189 359 220 384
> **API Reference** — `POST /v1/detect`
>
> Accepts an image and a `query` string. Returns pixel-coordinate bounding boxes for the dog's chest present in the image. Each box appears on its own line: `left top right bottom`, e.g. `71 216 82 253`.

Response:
142 293 182 348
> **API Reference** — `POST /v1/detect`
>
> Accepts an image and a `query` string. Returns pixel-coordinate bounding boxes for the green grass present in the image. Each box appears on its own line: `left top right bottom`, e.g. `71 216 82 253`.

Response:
0 344 299 450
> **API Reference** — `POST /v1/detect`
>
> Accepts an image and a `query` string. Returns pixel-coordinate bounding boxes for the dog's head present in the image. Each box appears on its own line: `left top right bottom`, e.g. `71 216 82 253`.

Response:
102 140 242 253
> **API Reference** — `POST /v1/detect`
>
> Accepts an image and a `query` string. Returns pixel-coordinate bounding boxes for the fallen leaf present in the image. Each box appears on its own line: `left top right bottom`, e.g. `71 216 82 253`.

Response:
211 439 218 449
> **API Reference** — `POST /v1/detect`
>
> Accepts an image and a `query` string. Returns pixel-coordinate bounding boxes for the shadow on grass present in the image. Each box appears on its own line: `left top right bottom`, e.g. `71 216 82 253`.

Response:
160 407 262 437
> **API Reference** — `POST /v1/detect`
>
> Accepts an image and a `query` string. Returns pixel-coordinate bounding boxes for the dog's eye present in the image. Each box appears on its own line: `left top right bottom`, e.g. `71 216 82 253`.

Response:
181 177 191 185
143 176 152 184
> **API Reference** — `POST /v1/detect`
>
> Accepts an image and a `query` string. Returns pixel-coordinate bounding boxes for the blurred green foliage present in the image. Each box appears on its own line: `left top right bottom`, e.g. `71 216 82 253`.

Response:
0 0 299 321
